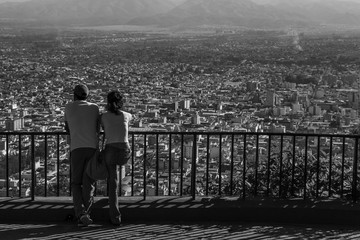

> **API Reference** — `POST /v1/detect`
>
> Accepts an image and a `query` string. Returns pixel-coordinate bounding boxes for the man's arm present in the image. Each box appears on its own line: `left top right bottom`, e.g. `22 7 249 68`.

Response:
64 107 71 145
65 121 70 133
96 113 101 135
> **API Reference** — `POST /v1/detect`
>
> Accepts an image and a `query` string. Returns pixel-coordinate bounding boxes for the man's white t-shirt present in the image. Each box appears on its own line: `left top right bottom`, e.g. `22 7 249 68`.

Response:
101 111 132 144
65 100 99 151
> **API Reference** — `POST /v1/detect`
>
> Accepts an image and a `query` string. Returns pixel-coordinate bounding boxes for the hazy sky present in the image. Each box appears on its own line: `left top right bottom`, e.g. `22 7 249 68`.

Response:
1 0 360 2
2 0 360 4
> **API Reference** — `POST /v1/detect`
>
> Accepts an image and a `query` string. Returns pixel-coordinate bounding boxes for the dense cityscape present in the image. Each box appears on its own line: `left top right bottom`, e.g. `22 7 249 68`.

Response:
1 25 360 198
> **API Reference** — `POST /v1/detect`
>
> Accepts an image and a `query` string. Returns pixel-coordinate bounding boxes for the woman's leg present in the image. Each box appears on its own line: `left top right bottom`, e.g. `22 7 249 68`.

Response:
105 147 121 224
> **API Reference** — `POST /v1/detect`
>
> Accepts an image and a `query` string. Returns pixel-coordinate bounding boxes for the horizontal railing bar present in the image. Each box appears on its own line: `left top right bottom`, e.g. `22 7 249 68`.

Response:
0 131 358 139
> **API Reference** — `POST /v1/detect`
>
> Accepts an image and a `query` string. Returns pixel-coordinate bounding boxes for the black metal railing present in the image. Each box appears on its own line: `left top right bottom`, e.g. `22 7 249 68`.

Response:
0 131 359 202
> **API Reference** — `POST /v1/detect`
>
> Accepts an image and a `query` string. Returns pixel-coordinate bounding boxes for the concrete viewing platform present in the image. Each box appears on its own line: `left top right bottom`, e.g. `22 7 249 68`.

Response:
1 196 360 239
1 196 360 225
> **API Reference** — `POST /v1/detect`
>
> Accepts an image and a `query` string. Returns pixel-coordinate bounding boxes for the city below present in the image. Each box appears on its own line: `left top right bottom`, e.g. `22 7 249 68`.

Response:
1 23 360 199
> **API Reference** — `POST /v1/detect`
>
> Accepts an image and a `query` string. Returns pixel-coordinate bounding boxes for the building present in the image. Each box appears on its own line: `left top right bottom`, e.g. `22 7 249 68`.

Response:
192 112 201 125
246 81 260 92
265 91 280 107
179 100 191 110
183 141 198 159
5 118 24 131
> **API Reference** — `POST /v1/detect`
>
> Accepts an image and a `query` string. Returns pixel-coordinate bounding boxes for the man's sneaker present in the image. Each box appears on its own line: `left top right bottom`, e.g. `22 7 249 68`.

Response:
110 216 121 226
78 214 93 227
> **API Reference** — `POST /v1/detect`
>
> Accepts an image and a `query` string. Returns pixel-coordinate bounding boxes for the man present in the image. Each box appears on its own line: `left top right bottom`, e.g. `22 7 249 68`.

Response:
64 84 100 227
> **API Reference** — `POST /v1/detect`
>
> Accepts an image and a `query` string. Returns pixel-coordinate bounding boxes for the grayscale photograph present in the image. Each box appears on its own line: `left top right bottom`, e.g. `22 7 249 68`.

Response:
1 0 360 239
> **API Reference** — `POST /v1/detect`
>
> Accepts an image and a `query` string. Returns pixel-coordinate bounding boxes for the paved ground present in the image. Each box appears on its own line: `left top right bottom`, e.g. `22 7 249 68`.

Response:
1 221 360 240
2 197 360 239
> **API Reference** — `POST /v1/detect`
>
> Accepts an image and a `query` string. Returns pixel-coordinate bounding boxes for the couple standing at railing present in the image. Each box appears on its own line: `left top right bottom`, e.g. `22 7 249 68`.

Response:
64 84 132 227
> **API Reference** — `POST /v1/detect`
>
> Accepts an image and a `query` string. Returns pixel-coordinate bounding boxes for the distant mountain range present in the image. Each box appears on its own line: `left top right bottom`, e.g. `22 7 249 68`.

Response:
0 0 182 25
1 0 360 28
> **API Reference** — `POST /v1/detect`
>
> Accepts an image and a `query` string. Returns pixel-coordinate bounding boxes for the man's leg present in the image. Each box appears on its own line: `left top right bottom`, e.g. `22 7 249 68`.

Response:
82 148 97 214
70 149 86 218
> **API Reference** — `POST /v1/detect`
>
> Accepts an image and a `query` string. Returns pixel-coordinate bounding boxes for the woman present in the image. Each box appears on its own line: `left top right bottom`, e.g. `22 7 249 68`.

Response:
101 90 132 226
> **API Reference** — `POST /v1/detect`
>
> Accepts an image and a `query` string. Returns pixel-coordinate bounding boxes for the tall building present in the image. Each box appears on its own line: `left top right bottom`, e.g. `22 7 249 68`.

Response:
183 141 198 159
348 91 358 108
292 90 299 102
265 91 280 107
165 102 179 112
179 100 191 110
5 118 24 131
246 81 260 92
0 139 6 152
192 112 201 125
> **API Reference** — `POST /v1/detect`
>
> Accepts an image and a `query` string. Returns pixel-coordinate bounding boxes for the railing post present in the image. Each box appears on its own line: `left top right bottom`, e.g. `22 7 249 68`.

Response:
279 135 283 198
191 134 197 200
291 135 296 197
329 136 333 197
341 137 346 198
352 137 359 203
242 134 247 200
266 135 271 197
143 134 147 200
180 134 184 197
156 134 160 196
6 134 9 197
31 135 35 201
316 136 321 198
218 134 222 196
304 136 308 200
18 134 22 198
44 135 48 197
206 134 210 196
230 134 234 196
57 134 60 197
254 134 259 197
168 134 172 196
131 134 135 196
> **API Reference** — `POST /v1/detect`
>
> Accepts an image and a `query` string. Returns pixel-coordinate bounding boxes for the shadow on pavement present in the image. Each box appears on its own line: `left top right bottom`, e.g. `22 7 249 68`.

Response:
1 221 360 240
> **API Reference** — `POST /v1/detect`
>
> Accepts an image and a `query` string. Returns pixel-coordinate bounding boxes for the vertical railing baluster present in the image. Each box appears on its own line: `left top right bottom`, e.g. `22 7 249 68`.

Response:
304 136 308 200
206 134 210 196
180 134 184 197
266 135 271 197
279 135 283 198
18 134 22 198
69 153 72 197
242 134 247 200
6 134 9 197
31 135 35 201
329 136 333 197
352 137 358 203
57 134 60 197
168 134 172 196
131 134 135 197
191 134 197 200
230 134 234 196
44 134 48 197
156 134 159 196
316 136 320 198
254 134 259 197
291 135 296 197
341 137 345 198
143 134 147 200
218 134 222 196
